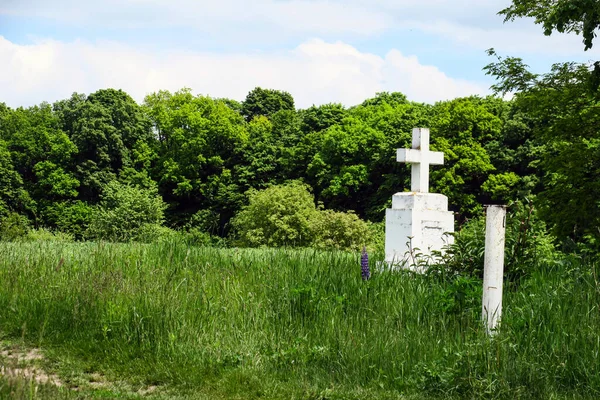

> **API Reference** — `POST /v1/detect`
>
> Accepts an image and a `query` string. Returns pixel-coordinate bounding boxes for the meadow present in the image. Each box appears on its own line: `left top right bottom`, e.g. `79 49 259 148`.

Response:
0 241 599 399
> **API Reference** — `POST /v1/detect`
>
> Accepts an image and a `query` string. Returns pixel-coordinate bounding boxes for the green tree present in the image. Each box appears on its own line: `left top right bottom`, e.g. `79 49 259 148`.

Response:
86 181 167 242
299 103 347 134
235 116 283 188
270 109 304 179
55 89 154 201
307 117 386 214
144 89 247 230
501 0 600 50
241 87 295 122
0 140 31 218
359 92 409 108
41 201 94 240
232 182 318 247
430 97 501 217
487 1 600 244
312 209 371 251
486 58 600 242
0 103 78 222
232 182 375 250
481 100 543 203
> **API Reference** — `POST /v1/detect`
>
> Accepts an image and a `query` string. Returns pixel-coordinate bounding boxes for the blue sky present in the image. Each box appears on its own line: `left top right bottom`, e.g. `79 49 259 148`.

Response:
1 0 598 108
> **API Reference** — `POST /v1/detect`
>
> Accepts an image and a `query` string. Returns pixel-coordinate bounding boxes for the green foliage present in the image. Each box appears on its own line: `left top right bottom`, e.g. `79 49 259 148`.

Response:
241 87 295 121
0 140 31 217
55 89 153 201
367 221 386 253
431 275 482 316
0 85 585 250
311 209 371 251
0 103 77 216
486 51 600 244
299 103 347 133
186 209 221 235
133 224 178 243
1 242 599 398
41 201 94 241
232 182 376 250
33 161 79 198
23 228 74 242
235 116 282 188
444 199 558 280
86 181 167 242
482 172 521 202
144 89 246 229
359 91 408 107
431 97 502 217
307 117 386 211
346 96 431 219
232 182 318 247
1 103 77 177
501 0 600 50
179 227 228 247
0 212 31 241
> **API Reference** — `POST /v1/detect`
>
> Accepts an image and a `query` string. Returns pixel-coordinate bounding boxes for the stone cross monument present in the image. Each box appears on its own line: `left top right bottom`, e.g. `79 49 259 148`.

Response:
385 128 454 269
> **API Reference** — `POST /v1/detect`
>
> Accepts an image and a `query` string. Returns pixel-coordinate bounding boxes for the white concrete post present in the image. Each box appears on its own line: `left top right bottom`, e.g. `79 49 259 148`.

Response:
482 205 506 335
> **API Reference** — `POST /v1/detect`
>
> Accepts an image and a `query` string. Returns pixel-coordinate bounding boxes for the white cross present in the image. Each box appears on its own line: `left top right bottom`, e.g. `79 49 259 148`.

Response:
397 128 444 193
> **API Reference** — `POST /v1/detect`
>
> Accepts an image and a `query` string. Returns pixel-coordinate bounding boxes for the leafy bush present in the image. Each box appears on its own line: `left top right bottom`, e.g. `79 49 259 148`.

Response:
23 228 74 242
482 172 521 202
134 224 178 243
231 182 318 247
312 209 370 251
232 182 378 250
185 209 221 235
0 212 31 241
41 201 94 240
179 227 227 247
431 275 482 317
443 198 558 280
367 221 385 253
86 181 167 242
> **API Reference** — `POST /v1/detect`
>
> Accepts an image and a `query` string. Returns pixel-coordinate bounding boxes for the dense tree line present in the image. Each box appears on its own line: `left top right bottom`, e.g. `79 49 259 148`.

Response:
0 87 552 244
2 0 599 250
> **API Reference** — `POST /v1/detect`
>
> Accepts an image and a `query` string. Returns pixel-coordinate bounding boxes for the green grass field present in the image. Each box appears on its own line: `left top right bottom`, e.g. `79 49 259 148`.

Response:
0 241 599 399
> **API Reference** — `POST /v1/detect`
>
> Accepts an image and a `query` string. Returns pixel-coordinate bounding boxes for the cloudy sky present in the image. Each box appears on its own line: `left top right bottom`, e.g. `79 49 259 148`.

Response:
0 0 598 108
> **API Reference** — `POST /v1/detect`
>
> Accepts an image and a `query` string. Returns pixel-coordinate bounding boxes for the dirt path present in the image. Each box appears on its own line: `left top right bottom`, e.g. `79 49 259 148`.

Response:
0 342 160 398
0 346 63 387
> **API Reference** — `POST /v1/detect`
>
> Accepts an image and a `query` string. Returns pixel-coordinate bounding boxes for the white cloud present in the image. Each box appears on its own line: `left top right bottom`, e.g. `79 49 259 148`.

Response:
0 36 487 108
0 0 392 36
2 0 597 61
408 19 600 58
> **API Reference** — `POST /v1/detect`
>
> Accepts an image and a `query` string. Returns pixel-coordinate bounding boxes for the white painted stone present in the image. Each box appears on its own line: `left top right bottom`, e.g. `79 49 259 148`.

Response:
385 193 454 269
482 205 506 335
384 128 454 270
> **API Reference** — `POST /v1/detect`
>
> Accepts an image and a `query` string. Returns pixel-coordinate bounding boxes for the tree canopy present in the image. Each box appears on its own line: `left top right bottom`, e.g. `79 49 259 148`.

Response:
501 0 600 50
0 77 595 247
484 0 600 244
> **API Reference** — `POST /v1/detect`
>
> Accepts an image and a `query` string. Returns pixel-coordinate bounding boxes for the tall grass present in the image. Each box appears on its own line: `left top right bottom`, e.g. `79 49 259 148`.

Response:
0 241 599 398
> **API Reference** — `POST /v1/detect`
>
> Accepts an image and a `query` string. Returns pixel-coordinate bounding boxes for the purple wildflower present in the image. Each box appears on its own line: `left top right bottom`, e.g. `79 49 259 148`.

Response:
361 246 370 281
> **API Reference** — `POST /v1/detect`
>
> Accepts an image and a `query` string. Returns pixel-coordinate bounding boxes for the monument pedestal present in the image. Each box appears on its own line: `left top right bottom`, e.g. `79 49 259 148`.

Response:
385 192 454 270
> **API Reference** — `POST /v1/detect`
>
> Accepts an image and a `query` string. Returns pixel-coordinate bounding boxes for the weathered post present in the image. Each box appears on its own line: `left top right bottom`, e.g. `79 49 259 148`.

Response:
482 205 506 335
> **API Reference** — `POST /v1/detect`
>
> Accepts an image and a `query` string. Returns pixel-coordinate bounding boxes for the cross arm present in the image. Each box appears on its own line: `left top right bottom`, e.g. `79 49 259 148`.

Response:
397 149 420 163
428 151 444 165
397 149 444 165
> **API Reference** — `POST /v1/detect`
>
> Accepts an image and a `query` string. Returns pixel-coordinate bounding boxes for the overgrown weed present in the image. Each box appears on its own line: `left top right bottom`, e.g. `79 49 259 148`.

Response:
0 241 598 398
